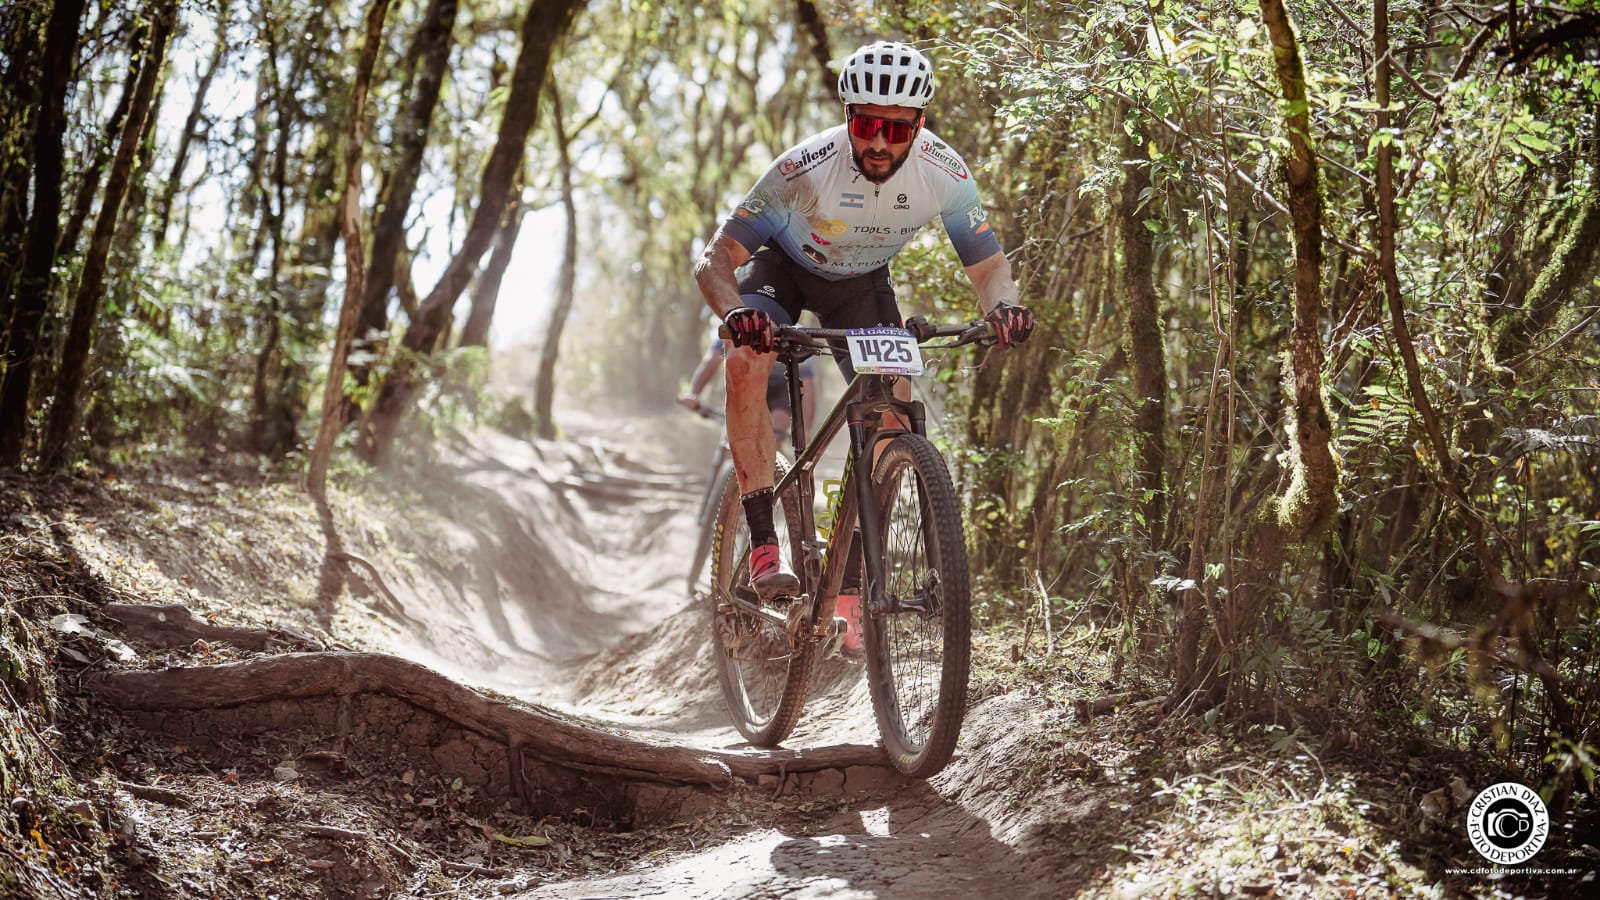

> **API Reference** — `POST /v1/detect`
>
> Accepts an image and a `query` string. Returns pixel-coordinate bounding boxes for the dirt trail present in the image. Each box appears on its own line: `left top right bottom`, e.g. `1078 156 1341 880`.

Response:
341 413 1072 898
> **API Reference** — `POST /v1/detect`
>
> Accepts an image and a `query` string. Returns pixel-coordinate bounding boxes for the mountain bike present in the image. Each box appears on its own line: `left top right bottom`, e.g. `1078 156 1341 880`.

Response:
706 316 993 778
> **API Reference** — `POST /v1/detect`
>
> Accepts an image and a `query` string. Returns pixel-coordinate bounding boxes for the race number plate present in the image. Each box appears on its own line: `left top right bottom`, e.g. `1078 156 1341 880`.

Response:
845 327 924 375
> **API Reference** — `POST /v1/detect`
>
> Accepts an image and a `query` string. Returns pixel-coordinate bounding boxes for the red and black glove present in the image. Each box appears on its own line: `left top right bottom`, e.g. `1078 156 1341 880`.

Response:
723 307 778 353
985 303 1036 349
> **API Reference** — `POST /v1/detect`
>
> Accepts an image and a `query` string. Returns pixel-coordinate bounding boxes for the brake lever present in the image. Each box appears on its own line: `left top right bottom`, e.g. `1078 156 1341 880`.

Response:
963 320 999 347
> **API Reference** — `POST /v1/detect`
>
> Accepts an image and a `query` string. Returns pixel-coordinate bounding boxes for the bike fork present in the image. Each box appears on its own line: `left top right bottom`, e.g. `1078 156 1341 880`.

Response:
847 419 890 621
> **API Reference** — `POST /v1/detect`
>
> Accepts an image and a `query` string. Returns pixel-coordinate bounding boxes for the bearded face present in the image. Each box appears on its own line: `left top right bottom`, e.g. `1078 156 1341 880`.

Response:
846 104 922 184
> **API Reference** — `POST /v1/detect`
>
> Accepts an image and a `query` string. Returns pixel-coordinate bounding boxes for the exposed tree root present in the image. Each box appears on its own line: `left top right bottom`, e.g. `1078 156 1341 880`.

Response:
82 650 892 791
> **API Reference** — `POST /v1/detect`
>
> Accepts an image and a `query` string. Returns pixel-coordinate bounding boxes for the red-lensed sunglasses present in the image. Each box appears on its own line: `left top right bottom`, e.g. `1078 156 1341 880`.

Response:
848 112 921 143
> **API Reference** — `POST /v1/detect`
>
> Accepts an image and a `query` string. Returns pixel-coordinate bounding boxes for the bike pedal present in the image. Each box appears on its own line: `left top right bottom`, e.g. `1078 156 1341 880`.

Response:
813 616 845 659
717 617 743 652
786 598 812 639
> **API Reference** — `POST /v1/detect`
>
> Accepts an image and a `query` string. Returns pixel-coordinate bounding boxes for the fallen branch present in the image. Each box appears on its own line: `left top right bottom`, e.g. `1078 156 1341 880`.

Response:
1074 692 1158 718
80 651 888 787
103 603 321 652
1378 606 1575 731
1378 608 1559 679
117 780 191 807
441 860 506 878
300 824 366 841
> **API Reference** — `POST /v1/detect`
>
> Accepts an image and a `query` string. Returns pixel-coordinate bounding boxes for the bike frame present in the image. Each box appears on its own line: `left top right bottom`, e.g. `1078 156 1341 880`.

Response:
725 319 987 651
784 366 916 645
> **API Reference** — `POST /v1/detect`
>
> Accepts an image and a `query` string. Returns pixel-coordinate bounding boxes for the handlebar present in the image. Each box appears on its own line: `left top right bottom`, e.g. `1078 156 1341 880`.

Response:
717 316 997 352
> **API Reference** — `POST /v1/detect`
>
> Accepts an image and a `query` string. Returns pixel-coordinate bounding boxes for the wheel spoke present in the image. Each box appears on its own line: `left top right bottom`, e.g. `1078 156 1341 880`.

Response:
862 435 970 778
708 456 814 747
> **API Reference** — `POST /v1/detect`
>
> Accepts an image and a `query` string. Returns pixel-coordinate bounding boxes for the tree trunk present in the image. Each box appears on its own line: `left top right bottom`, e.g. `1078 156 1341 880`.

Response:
0 0 88 467
792 0 833 96
248 67 295 456
1375 0 1457 505
40 0 176 468
306 0 394 499
1492 109 1600 365
532 86 577 439
1119 113 1168 544
154 0 232 251
1171 0 1340 707
345 0 460 422
358 0 584 466
0 1 46 309
1258 0 1337 541
57 23 141 262
458 192 523 349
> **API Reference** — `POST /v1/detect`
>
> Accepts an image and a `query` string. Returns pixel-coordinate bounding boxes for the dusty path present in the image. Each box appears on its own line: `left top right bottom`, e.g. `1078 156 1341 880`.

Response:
524 794 1050 900
341 412 1076 898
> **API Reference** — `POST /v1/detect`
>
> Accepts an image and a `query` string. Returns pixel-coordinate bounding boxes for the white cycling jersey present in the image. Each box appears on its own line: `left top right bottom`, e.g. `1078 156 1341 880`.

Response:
720 124 1002 281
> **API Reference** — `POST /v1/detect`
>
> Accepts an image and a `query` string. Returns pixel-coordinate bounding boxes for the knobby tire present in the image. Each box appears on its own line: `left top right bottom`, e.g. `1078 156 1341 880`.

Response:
708 456 814 747
687 460 733 600
862 434 971 777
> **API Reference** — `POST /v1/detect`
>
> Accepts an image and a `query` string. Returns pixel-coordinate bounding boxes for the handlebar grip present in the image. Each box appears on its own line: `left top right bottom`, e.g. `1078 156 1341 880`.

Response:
967 320 999 344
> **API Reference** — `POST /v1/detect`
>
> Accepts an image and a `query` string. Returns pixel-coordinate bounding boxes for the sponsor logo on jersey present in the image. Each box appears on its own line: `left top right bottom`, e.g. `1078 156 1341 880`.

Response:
813 218 848 238
895 192 910 210
810 232 832 246
840 192 865 209
965 204 988 230
920 139 969 181
736 193 769 218
778 141 837 180
802 245 829 266
757 284 777 296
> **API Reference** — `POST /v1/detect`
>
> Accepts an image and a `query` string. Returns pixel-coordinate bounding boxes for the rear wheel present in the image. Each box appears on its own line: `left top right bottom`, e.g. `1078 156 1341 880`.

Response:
708 457 813 746
687 461 732 601
861 434 971 777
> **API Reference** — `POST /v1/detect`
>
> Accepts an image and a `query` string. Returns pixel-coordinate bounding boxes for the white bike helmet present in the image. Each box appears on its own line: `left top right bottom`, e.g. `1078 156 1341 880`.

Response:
837 41 934 109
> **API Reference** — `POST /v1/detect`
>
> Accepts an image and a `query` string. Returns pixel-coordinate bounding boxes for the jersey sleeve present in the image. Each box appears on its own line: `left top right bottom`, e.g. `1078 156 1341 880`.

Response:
720 164 791 254
938 173 1003 267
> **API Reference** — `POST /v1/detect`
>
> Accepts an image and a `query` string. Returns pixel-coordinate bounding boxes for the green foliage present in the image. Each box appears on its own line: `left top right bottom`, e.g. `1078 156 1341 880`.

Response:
389 344 496 461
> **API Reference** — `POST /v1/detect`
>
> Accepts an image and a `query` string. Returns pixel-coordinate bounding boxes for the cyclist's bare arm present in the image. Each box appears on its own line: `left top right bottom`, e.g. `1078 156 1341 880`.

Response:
693 230 754 318
963 248 1022 315
680 344 722 409
694 229 774 494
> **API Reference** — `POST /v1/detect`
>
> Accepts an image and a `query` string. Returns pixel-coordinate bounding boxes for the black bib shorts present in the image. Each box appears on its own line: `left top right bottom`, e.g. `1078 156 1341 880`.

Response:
735 246 903 380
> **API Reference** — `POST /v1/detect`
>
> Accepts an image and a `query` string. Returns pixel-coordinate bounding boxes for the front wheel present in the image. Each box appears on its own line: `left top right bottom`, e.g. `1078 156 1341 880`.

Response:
708 457 813 746
862 434 971 777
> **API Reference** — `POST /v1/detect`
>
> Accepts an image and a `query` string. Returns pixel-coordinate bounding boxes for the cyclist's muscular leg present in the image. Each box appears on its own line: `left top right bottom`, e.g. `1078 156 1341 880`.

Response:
726 346 799 598
725 347 777 494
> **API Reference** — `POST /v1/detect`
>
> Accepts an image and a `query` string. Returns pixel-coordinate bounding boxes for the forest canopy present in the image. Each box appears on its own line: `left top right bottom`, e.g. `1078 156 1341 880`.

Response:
1 0 1598 811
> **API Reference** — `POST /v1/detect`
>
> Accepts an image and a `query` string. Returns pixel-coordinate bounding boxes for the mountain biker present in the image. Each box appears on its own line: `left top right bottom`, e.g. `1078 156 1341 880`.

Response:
678 316 816 444
691 40 1036 655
